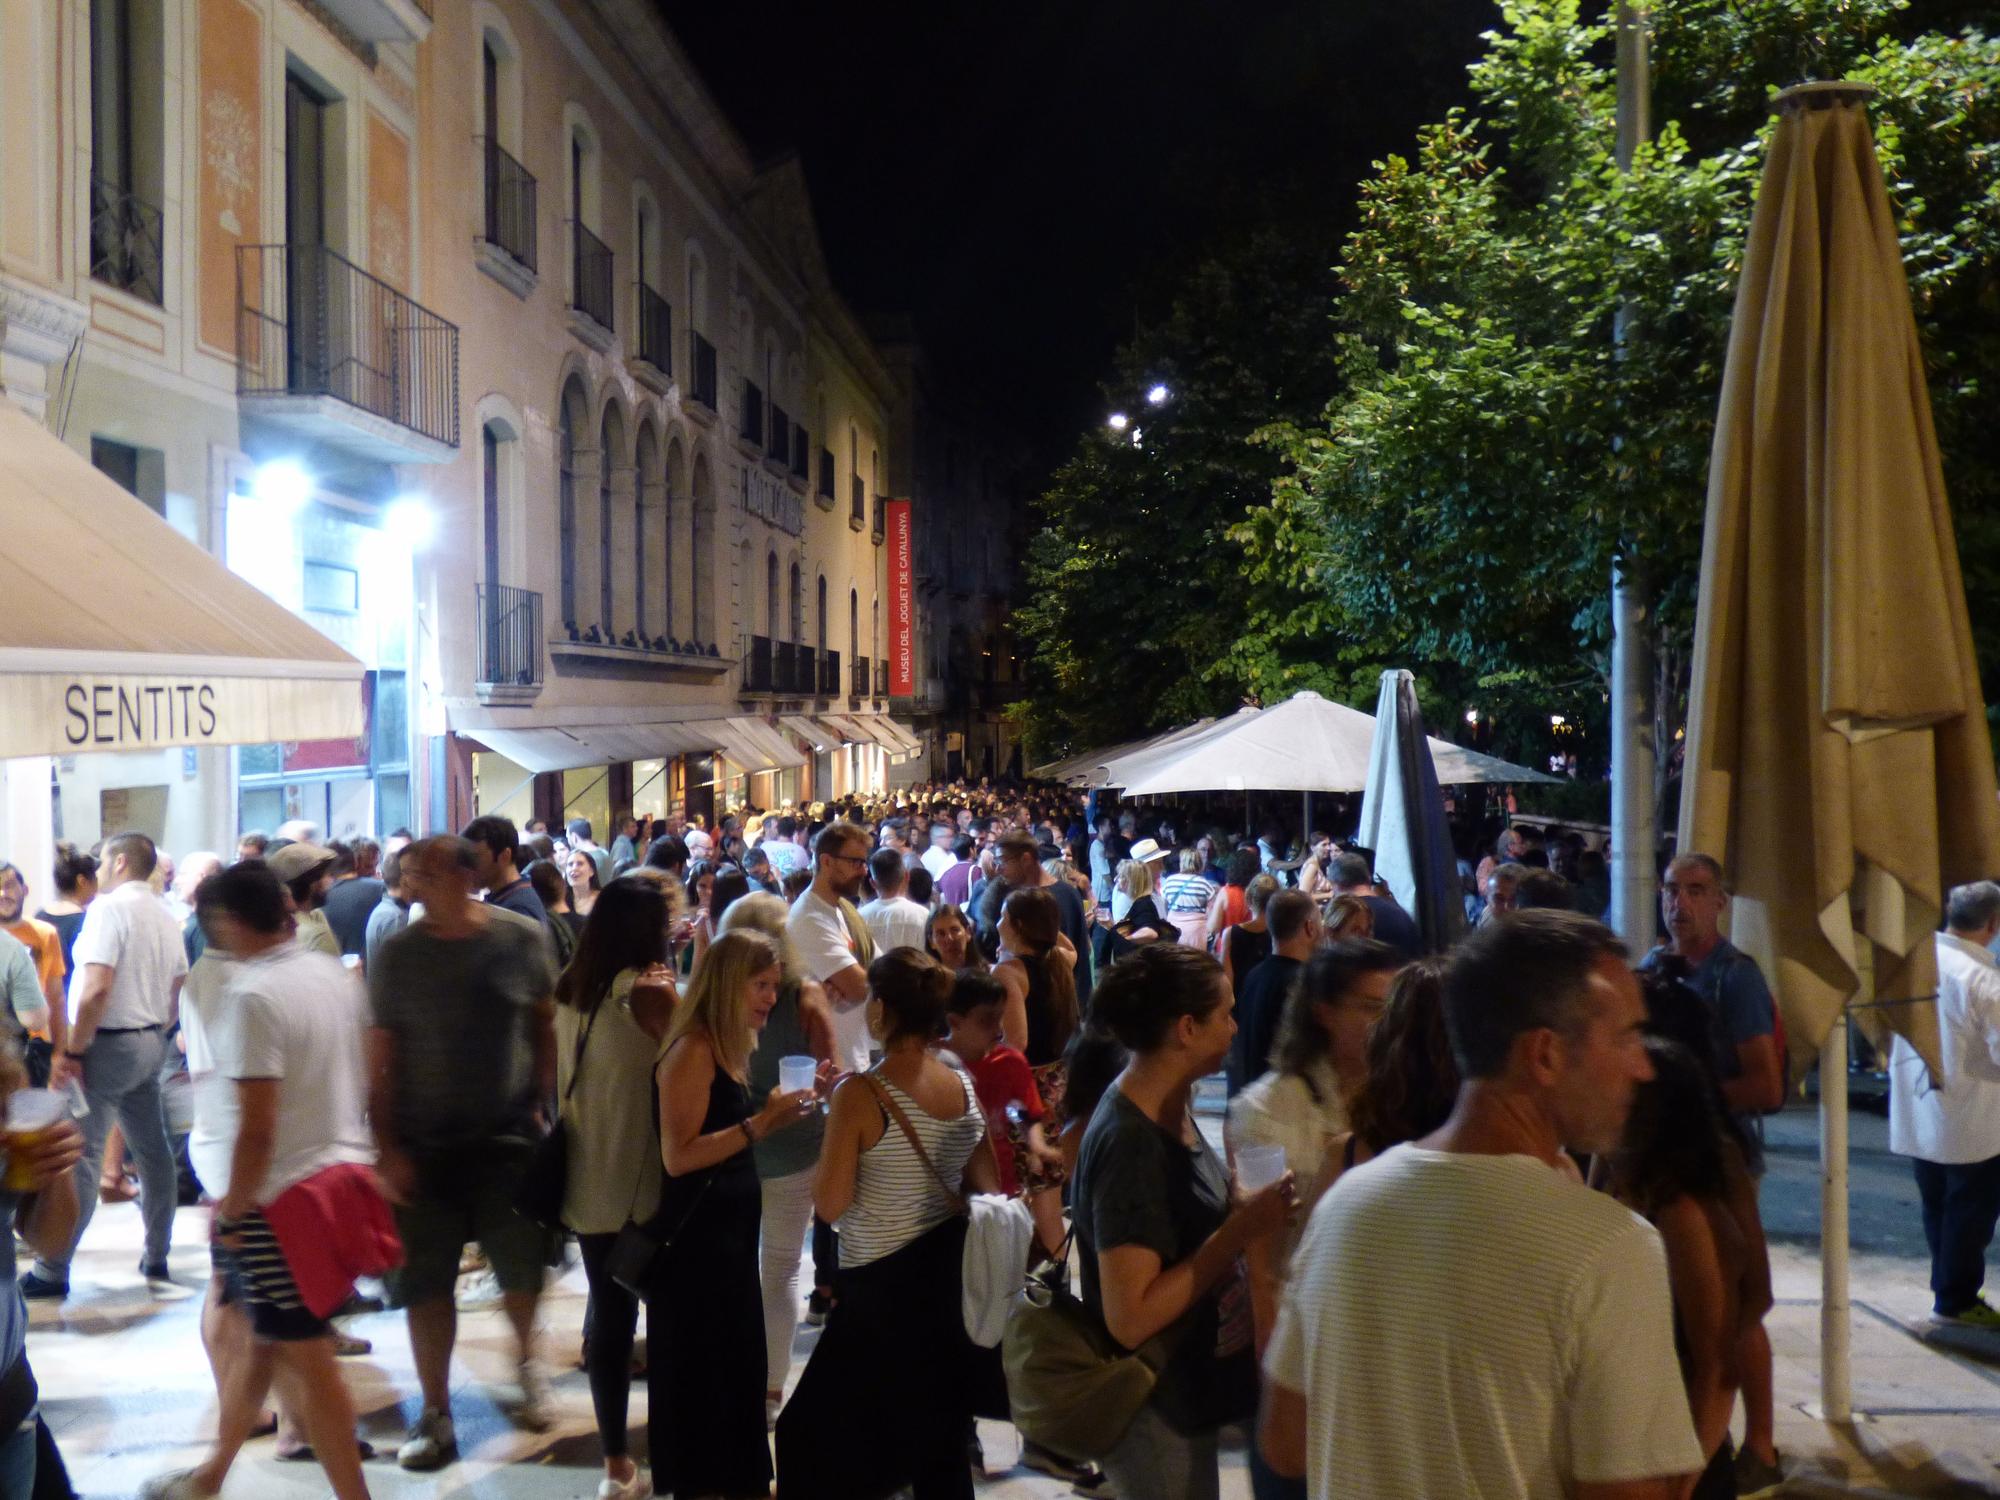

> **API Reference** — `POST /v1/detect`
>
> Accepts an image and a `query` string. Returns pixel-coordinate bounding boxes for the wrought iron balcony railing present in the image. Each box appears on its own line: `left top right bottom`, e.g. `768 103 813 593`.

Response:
236 242 460 447
741 380 764 447
480 138 536 271
476 583 543 688
571 222 613 330
90 177 164 304
690 331 718 410
636 283 671 372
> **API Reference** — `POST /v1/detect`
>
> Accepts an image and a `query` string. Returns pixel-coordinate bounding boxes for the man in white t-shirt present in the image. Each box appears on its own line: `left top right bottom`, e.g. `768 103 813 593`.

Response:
786 821 876 1074
141 859 374 1500
858 848 931 958
919 822 956 884
27 833 188 1299
1260 909 1703 1500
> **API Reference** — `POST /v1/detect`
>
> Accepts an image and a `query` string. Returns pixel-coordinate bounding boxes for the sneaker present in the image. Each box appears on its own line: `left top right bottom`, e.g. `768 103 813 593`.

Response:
455 1267 503 1310
17 1271 67 1301
331 1330 372 1357
1732 1445 1783 1498
397 1408 457 1471
1935 1297 2000 1330
803 1289 832 1327
516 1360 554 1432
136 1470 214 1500
141 1259 172 1288
1022 1442 1101 1487
595 1471 652 1500
1069 1471 1117 1500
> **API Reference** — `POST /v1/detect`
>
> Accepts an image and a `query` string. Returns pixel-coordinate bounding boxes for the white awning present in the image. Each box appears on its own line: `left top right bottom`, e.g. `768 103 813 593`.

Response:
0 403 363 757
779 714 842 751
825 712 922 756
459 715 806 775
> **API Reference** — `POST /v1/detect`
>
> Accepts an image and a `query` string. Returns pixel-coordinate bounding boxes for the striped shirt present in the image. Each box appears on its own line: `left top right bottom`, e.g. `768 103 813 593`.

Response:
838 1068 983 1268
1266 1145 1702 1498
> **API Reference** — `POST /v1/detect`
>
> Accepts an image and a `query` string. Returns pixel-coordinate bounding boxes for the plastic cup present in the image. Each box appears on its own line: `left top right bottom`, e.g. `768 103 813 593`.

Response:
778 1055 817 1096
3 1089 68 1193
1234 1143 1287 1193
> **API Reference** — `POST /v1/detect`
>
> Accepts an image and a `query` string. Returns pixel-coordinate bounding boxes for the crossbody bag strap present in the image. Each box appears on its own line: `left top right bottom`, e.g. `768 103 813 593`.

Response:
559 990 609 1115
860 1070 967 1215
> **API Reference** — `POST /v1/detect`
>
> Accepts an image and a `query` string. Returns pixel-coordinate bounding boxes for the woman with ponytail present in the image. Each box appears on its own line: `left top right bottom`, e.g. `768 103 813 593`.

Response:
995 886 1079 1256
777 947 1001 1500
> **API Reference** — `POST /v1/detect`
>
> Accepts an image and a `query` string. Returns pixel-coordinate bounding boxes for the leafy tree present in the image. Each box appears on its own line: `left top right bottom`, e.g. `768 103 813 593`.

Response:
1012 230 1348 758
1245 0 2000 813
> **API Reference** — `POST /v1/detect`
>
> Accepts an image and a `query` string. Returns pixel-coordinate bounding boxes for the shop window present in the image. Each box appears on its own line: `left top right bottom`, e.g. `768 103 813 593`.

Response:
303 561 360 613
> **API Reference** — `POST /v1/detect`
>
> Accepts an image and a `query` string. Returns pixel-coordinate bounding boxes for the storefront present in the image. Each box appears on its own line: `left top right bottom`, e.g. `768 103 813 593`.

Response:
0 405 364 887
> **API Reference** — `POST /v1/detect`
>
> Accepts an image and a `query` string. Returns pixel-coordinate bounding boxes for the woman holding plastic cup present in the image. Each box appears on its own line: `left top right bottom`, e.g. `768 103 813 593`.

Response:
715 892 835 1426
0 1049 83 1492
1226 939 1404 1500
1071 943 1294 1500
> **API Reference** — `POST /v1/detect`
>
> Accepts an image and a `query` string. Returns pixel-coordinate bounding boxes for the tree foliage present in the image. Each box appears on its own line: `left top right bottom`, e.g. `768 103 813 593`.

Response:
1247 0 2000 794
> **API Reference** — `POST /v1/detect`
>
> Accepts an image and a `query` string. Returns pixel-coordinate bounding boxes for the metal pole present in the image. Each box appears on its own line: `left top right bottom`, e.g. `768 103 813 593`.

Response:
1819 1016 1852 1420
1609 3 1658 948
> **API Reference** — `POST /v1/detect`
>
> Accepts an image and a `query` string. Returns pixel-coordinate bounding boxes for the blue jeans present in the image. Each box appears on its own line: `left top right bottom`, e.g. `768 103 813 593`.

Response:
1913 1153 2000 1314
34 1027 176 1280
0 1418 36 1495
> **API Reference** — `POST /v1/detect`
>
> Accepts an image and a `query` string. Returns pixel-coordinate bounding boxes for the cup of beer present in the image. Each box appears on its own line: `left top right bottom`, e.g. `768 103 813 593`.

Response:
2 1089 67 1193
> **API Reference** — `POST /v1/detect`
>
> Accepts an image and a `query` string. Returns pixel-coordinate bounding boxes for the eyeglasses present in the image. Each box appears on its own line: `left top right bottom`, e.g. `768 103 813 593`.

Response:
820 851 868 868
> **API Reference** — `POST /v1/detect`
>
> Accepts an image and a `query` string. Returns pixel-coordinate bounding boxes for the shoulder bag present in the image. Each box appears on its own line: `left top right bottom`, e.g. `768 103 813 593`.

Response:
513 995 604 1229
860 1069 1033 1347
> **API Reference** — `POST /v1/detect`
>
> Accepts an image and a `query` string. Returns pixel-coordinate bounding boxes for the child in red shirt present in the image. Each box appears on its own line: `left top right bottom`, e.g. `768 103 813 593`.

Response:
942 972 1056 1197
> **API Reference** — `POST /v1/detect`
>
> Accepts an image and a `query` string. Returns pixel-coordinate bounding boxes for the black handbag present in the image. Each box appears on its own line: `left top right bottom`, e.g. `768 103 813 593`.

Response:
513 998 603 1230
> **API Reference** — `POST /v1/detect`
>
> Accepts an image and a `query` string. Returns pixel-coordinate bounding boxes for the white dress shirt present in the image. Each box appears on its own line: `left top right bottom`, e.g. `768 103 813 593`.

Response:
1890 931 2000 1164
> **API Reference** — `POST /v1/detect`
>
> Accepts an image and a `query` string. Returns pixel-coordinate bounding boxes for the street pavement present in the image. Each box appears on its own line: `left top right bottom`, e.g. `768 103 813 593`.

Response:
26 1098 2000 1497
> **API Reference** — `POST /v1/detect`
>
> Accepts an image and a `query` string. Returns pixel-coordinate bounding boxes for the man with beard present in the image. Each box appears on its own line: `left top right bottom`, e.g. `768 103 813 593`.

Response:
267 844 340 958
786 821 877 1076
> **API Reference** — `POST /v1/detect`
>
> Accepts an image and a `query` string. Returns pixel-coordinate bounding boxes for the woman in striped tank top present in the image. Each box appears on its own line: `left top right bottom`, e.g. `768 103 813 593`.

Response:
776 946 1001 1500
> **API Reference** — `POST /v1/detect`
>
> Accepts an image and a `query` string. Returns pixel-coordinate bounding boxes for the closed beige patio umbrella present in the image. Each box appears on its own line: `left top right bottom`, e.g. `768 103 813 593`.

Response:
1678 81 2000 1419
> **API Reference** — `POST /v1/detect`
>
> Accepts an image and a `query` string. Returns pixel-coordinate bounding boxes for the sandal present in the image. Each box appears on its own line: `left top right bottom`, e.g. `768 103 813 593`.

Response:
276 1438 376 1463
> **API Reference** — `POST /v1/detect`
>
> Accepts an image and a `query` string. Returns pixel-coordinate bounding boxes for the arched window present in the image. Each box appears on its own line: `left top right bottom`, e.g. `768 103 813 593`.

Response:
691 452 713 644
849 588 860 666
816 575 828 654
598 403 624 632
557 376 589 627
664 434 686 640
634 422 659 640
766 550 779 641
789 561 803 643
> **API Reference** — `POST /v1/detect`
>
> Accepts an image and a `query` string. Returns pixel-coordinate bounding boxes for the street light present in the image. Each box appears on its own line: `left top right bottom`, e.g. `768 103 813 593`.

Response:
1146 383 1170 406
253 459 312 513
385 496 435 551
1464 708 1480 725
1107 412 1130 432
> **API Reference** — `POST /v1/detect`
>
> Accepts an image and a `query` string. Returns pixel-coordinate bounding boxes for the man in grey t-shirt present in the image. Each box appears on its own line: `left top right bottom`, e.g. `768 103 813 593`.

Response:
368 835 556 1471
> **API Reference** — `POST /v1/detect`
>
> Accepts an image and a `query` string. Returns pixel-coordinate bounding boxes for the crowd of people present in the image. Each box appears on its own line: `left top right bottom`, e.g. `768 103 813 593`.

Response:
0 781 1809 1499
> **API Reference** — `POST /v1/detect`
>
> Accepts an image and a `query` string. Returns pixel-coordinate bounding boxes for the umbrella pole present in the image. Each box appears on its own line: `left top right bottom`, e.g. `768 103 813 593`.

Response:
1819 1016 1852 1421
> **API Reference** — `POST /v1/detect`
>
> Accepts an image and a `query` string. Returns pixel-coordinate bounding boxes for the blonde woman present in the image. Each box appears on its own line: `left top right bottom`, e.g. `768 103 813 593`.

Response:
714 893 837 1421
1112 856 1164 945
653 931 818 1499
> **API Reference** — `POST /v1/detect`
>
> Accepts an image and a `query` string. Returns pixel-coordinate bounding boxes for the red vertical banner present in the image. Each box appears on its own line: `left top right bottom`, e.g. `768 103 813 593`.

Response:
888 499 915 696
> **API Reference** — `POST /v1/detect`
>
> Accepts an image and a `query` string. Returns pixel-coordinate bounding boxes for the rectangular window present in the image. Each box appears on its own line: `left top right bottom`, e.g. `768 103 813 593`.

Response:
303 560 361 613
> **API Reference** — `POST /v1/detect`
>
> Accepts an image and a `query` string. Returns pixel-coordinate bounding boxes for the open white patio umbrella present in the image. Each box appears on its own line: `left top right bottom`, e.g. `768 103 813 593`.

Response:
1117 690 1555 796
1678 82 2000 1420
1358 670 1467 952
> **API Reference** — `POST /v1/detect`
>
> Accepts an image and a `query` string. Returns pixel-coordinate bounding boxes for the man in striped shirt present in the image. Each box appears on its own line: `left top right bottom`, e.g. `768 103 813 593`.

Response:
1260 910 1702 1499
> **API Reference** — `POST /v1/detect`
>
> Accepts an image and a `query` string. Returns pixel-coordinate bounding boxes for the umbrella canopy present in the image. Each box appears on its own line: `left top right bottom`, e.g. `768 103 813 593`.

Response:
1678 85 2000 1073
1117 690 1556 796
1031 719 1224 788
1358 670 1468 953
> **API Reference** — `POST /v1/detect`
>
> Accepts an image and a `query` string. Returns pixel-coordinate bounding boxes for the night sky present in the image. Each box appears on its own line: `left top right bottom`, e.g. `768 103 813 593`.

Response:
662 0 1501 462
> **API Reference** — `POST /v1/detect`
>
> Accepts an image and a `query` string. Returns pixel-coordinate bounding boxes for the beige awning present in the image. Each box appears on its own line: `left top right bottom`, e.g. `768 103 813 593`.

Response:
0 403 363 757
720 716 808 772
779 715 842 751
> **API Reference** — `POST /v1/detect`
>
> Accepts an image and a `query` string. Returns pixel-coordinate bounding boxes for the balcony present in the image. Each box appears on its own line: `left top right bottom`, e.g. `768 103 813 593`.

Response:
818 648 841 698
569 222 613 347
236 242 460 461
791 424 810 485
817 448 835 508
475 583 542 704
688 331 718 415
879 660 893 702
797 645 819 698
744 635 775 693
849 474 865 530
90 178 163 306
872 493 887 544
740 380 764 452
851 658 871 700
768 403 790 469
774 641 798 696
316 0 430 43
634 283 672 389
476 139 536 295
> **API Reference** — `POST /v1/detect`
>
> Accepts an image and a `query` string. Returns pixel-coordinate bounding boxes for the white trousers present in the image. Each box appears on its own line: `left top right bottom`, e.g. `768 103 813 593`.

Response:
759 1166 817 1392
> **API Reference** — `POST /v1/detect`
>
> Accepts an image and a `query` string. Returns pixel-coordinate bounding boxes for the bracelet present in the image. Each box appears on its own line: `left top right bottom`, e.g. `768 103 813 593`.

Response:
740 1118 757 1148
